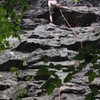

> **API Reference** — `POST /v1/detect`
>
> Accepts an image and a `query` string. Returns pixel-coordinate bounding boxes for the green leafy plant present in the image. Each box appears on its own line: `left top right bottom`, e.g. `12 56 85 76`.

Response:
36 61 62 95
26 76 34 82
16 88 27 100
36 45 100 100
10 67 20 76
74 45 100 100
74 0 79 4
0 0 28 51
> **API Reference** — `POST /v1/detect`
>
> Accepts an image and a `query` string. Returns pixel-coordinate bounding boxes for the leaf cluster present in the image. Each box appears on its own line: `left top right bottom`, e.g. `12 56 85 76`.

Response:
0 0 28 51
10 66 20 76
35 45 100 100
16 88 27 100
73 45 100 100
36 58 77 95
36 62 62 95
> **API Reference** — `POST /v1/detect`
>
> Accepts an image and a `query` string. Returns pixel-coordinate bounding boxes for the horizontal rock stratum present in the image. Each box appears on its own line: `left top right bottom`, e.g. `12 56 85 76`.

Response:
0 0 100 99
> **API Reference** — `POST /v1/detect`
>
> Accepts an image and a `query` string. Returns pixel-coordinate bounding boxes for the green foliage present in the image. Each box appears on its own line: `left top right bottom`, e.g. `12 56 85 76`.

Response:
41 76 62 95
67 65 75 72
91 87 99 96
74 0 79 4
35 45 100 100
36 67 49 76
73 45 100 100
55 64 62 70
41 80 55 95
16 88 27 100
77 62 87 70
88 71 96 83
85 87 99 100
23 57 28 66
0 0 28 51
64 73 73 83
26 76 34 82
2 0 99 99
36 62 62 95
98 70 100 77
43 58 49 63
56 78 62 88
85 93 95 100
10 67 20 76
85 70 96 83
73 45 95 63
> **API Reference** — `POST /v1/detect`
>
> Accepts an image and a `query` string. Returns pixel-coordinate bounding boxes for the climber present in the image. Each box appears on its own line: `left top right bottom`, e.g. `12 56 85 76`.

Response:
48 0 60 23
48 0 69 23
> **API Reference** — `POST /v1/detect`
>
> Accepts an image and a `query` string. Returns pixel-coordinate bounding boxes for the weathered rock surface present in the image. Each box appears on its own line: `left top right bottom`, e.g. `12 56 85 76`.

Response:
0 0 100 100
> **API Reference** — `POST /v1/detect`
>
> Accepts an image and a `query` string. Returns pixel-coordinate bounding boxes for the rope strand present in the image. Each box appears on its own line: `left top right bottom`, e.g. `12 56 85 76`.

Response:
59 8 83 48
55 3 83 48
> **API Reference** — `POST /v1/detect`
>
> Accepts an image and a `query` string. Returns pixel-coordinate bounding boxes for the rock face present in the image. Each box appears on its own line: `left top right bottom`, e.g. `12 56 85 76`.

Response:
0 0 100 100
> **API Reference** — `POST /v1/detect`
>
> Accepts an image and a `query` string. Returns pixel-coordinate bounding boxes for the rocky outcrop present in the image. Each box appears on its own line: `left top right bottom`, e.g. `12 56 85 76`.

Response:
0 0 100 100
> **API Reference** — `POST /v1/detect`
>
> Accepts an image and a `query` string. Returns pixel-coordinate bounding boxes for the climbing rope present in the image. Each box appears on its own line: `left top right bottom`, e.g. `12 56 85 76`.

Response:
53 4 84 100
55 3 83 48
59 8 83 48
48 2 83 100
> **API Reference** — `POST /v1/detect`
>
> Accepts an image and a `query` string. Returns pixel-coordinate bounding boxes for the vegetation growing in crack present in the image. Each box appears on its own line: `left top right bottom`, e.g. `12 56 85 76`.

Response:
10 67 20 77
16 88 27 100
74 45 100 100
36 45 100 100
0 0 100 100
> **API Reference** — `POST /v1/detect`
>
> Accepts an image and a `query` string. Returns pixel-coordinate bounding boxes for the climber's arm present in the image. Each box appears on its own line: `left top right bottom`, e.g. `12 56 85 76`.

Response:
49 8 53 23
48 0 53 23
48 0 60 23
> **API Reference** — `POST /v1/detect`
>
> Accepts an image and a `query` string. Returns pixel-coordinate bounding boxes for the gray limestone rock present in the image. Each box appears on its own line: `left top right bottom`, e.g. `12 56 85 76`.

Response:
0 0 100 100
